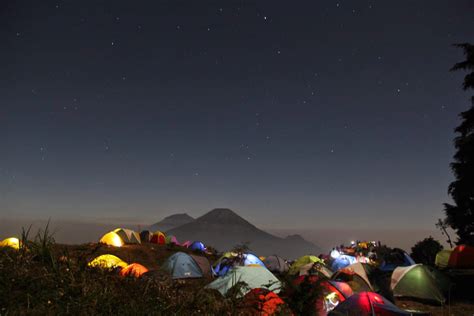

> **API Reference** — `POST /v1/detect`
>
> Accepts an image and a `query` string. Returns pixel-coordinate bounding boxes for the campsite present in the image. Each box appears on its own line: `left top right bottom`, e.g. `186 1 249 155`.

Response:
3 0 474 315
1 223 474 315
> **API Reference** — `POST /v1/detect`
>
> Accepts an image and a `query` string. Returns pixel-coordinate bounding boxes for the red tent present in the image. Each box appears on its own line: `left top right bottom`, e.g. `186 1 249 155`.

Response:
448 245 474 269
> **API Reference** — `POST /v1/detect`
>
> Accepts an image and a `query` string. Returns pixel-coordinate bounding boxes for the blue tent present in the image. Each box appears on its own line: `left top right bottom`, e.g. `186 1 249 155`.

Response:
380 249 415 272
331 255 357 271
213 253 265 277
189 241 206 252
162 252 203 279
243 253 265 267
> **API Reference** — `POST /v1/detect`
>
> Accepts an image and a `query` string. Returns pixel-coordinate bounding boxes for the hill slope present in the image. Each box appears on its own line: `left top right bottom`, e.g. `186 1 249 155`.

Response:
149 213 195 232
166 208 320 259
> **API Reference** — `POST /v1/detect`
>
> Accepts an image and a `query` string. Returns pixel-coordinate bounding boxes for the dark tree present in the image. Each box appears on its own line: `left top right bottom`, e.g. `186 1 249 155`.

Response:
444 43 474 245
410 236 443 266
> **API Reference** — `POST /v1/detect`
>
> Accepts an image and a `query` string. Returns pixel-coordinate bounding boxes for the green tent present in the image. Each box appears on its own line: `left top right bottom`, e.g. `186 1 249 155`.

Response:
289 255 324 275
206 265 281 297
390 264 452 304
435 250 452 269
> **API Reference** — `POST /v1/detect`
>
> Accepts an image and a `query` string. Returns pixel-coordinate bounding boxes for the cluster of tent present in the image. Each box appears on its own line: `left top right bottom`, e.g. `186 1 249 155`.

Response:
99 228 206 252
87 251 213 279
5 229 473 315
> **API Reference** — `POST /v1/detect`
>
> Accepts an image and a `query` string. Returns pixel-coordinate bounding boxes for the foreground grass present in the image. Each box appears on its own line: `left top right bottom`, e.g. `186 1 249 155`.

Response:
0 229 238 315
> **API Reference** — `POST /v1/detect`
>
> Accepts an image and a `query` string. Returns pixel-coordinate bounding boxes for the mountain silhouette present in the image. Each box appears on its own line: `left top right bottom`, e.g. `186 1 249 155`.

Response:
149 213 195 232
165 208 320 259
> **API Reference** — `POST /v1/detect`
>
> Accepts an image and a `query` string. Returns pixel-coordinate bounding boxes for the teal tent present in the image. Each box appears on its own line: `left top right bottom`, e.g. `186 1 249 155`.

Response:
162 252 210 279
206 265 281 297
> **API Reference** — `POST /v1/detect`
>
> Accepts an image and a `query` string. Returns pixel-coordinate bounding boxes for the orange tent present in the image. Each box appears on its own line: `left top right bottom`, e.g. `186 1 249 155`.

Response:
150 231 166 244
448 245 474 269
119 263 149 278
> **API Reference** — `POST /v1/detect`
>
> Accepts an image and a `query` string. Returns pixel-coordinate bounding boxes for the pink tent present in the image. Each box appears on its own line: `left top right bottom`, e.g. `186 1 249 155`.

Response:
181 240 192 248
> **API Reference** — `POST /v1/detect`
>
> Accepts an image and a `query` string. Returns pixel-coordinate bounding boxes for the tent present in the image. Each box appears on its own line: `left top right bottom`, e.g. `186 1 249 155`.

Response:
114 228 141 244
298 262 333 278
264 255 289 274
150 231 166 244
328 292 410 316
88 254 128 269
390 264 452 304
435 250 452 269
119 263 149 278
291 275 353 314
213 253 265 277
289 255 325 275
206 265 281 297
448 245 474 269
332 262 374 292
165 235 179 245
379 249 415 272
99 231 124 247
162 252 211 279
0 237 20 250
140 230 153 243
189 241 206 252
181 240 192 248
331 255 357 271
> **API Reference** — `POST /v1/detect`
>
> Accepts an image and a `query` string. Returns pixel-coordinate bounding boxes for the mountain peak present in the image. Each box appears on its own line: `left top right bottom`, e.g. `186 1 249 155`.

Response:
198 208 253 226
149 213 195 232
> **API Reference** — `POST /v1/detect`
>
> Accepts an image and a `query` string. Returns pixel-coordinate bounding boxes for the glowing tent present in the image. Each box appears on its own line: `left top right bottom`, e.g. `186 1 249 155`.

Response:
328 292 410 316
119 263 149 278
150 231 166 244
99 231 124 247
0 237 20 250
88 254 128 269
189 241 206 252
390 264 452 303
289 255 324 275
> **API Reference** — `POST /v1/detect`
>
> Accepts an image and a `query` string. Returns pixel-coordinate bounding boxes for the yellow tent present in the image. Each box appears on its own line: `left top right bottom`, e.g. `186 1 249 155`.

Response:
289 255 324 275
0 237 20 250
100 231 124 247
88 254 128 269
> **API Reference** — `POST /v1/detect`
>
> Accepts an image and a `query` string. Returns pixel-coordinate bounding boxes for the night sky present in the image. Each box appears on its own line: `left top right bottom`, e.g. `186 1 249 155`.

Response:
2 1 474 245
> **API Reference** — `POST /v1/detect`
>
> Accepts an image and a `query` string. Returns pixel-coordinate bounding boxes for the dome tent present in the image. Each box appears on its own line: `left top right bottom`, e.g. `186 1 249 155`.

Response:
189 241 206 252
113 228 141 244
328 292 410 316
140 230 153 243
162 252 212 279
213 252 265 277
206 265 281 297
88 254 128 269
119 263 149 278
289 255 324 275
0 237 20 250
332 262 374 293
150 231 166 244
264 255 289 274
99 231 124 247
390 264 452 304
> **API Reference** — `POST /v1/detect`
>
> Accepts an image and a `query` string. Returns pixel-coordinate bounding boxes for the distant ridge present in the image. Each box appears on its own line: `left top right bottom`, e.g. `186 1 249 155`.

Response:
149 213 195 232
166 208 321 259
